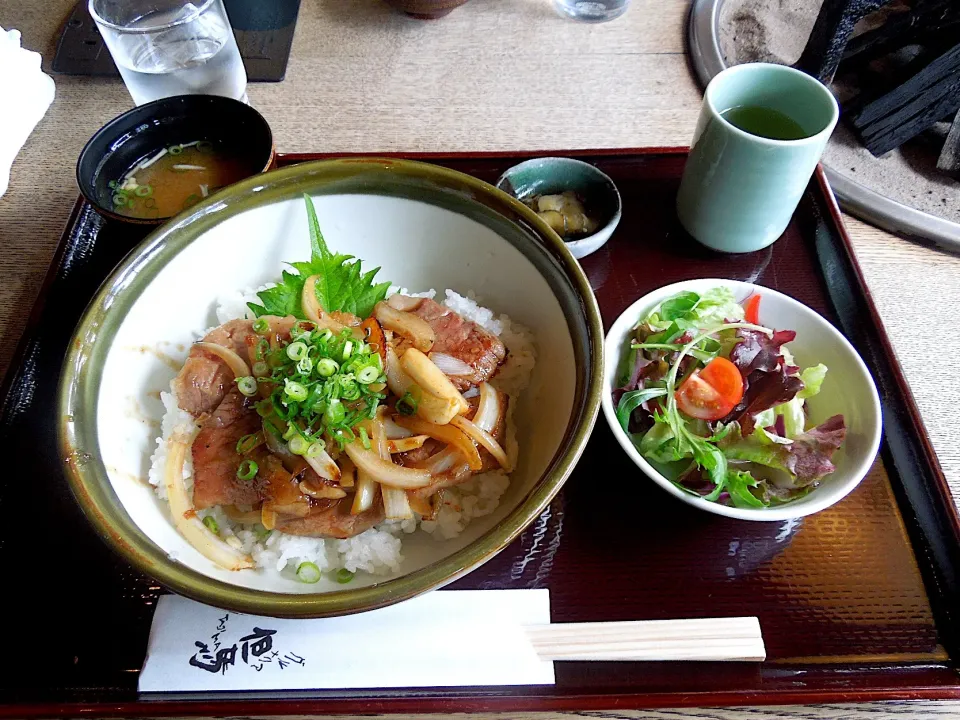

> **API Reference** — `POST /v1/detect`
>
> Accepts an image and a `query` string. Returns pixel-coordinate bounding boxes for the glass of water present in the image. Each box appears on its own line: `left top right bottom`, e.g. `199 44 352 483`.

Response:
89 0 247 106
553 0 631 22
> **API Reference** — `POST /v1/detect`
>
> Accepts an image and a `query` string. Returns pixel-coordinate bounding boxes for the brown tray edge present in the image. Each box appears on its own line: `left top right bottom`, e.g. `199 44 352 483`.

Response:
2 149 958 714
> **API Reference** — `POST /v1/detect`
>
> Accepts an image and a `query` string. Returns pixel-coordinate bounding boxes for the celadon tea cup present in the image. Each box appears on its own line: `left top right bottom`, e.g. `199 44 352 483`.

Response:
676 63 840 253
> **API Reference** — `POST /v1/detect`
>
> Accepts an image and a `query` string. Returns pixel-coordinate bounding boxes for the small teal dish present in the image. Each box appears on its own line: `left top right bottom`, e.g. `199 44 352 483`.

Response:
676 63 840 254
495 157 622 259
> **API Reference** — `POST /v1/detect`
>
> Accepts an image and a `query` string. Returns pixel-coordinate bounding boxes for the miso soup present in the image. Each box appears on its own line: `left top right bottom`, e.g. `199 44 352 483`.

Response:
109 141 251 219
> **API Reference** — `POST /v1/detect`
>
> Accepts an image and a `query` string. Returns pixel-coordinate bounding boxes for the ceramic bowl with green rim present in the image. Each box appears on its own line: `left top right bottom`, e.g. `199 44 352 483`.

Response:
59 158 603 618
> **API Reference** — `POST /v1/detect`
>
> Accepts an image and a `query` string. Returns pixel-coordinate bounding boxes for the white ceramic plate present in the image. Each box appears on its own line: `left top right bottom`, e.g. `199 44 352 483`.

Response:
601 279 883 521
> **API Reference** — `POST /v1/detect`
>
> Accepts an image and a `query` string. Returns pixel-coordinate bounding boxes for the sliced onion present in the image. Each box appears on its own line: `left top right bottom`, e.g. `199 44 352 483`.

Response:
429 352 475 377
387 434 429 453
261 507 277 531
474 382 502 432
195 342 251 379
385 343 413 397
407 489 442 520
450 415 511 471
164 437 254 571
351 469 378 515
375 302 435 352
223 505 263 524
393 415 482 471
299 480 346 500
344 442 432 489
462 386 480 399
304 448 341 483
339 458 356 488
419 445 460 474
370 416 412 519
302 276 362 337
384 414 414 439
400 348 469 412
387 294 424 312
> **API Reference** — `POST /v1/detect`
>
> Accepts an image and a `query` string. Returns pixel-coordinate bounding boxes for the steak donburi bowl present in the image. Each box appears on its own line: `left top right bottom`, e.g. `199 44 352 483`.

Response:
59 158 602 617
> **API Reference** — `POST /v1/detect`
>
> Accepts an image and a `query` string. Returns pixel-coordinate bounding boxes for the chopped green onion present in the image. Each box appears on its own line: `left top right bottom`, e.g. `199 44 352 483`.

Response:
256 398 274 417
286 341 308 361
107 180 118 189
296 561 322 584
168 144 184 155
253 361 269 377
358 426 371 450
253 318 269 334
254 523 271 541
288 434 309 455
336 568 355 584
202 515 220 534
236 433 260 454
317 358 339 377
396 391 418 416
325 399 345 426
135 184 153 197
283 423 298 441
306 440 326 458
236 459 258 481
237 376 258 397
321 329 334 342
297 356 314 375
112 194 127 207
356 366 379 384
342 341 353 360
284 379 308 402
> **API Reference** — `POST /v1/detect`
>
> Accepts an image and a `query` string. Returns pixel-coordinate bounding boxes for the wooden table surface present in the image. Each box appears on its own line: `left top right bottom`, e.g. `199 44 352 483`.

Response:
2 0 960 717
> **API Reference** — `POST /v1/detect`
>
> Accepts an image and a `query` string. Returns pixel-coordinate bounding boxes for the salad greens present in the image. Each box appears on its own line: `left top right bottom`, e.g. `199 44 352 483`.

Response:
248 195 391 320
614 287 846 508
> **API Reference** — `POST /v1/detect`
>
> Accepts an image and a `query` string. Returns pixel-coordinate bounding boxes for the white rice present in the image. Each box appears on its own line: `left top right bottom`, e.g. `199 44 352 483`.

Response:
147 288 536 577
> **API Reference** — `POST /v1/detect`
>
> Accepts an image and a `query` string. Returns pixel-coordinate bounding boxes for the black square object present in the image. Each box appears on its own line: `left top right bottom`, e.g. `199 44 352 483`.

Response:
52 0 301 83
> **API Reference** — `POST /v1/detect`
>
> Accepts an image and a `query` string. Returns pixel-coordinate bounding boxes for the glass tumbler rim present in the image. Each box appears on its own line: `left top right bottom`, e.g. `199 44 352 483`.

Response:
88 0 217 34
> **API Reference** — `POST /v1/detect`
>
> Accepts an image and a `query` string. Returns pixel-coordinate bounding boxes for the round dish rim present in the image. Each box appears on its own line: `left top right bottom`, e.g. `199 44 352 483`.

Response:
58 157 604 617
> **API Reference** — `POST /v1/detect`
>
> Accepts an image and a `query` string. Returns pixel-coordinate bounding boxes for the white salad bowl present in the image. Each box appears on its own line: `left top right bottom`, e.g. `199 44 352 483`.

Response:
601 279 882 521
59 158 603 617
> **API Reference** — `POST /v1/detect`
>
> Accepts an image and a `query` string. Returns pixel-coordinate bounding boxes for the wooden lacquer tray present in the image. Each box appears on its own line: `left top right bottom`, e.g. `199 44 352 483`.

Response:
1 149 958 716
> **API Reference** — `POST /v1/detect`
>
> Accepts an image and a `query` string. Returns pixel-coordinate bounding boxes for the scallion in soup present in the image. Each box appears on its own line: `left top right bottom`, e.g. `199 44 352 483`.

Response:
109 141 251 219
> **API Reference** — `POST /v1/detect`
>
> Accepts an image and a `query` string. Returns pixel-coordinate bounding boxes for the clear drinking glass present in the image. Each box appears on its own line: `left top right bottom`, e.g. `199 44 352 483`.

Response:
89 0 247 106
552 0 631 22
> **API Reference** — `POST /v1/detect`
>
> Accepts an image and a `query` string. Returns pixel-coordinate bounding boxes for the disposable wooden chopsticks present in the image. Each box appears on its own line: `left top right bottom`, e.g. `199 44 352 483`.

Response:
524 617 765 662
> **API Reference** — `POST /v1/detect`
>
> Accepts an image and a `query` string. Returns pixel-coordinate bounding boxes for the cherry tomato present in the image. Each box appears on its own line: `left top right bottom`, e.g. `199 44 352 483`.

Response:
743 294 761 325
699 357 744 405
675 357 745 421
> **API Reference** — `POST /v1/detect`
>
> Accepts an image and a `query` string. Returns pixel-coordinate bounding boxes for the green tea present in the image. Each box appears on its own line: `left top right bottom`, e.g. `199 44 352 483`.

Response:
720 105 810 141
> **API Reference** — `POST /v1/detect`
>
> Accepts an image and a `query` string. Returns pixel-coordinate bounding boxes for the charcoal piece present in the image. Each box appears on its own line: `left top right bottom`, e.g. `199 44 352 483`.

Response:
849 41 960 156
937 110 960 174
797 0 892 83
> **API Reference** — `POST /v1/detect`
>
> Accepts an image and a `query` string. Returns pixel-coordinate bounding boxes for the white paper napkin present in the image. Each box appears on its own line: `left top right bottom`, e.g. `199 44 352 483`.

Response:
0 27 55 198
139 590 555 692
